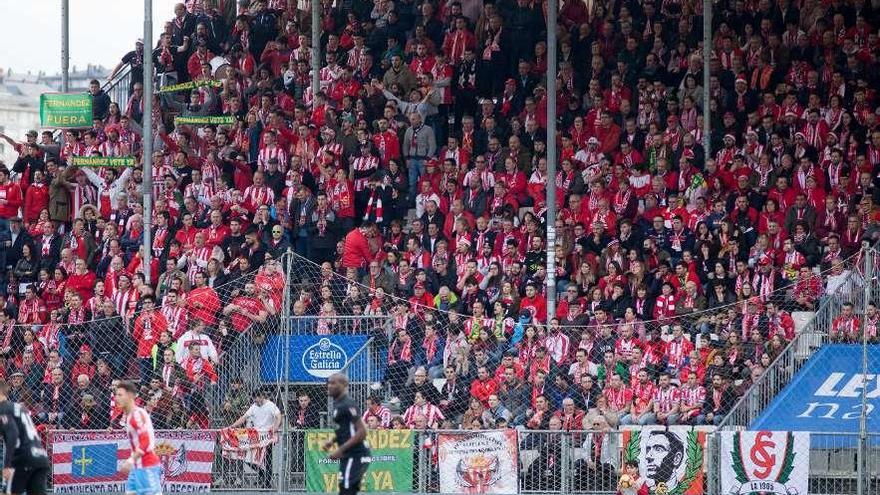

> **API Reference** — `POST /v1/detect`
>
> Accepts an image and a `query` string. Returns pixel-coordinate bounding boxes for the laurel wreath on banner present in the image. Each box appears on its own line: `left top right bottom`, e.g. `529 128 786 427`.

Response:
731 432 750 484
776 432 796 485
622 430 704 495
666 431 704 495
624 429 641 463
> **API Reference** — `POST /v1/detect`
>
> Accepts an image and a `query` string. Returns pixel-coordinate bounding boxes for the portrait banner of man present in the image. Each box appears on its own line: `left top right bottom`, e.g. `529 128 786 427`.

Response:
621 428 706 495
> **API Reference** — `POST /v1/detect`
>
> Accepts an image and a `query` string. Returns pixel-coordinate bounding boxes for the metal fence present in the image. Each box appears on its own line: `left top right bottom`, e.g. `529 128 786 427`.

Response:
717 249 873 428
44 428 880 494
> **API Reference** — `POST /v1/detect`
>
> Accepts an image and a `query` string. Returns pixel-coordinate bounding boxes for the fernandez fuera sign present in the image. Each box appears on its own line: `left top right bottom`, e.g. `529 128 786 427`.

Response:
40 93 93 128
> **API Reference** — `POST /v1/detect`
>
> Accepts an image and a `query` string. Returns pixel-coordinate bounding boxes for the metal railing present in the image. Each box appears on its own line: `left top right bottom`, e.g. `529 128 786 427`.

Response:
45 428 880 494
719 250 872 430
104 63 134 110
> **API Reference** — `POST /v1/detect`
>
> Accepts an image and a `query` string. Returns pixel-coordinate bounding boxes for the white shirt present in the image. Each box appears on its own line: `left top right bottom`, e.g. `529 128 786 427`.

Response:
246 400 281 429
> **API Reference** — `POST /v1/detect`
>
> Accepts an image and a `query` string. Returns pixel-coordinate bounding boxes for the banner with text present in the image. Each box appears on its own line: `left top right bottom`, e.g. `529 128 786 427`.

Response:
261 334 370 382
174 115 235 125
40 93 93 128
437 430 518 494
622 428 706 495
219 428 279 466
751 344 879 446
71 156 136 167
159 79 223 93
304 429 413 493
51 430 215 493
720 431 810 495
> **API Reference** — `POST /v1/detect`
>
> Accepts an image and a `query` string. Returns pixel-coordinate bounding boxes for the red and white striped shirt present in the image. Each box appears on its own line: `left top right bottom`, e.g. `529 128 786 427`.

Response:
665 338 694 371
161 304 188 339
125 407 160 468
402 402 445 429
681 384 706 409
186 247 212 284
243 185 275 212
603 386 633 412
544 332 570 365
113 288 140 320
258 145 289 172
363 405 392 428
652 385 681 413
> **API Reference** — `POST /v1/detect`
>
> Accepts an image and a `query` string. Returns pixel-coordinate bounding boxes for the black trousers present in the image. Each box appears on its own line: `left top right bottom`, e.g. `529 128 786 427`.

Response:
258 444 273 488
338 455 370 495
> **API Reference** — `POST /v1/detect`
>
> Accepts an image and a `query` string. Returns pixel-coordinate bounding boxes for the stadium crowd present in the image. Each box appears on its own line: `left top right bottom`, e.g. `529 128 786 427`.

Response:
0 0 878 440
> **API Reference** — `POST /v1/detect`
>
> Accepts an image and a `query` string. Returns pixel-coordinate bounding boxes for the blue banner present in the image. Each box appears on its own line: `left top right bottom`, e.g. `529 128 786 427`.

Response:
751 344 880 446
261 334 371 382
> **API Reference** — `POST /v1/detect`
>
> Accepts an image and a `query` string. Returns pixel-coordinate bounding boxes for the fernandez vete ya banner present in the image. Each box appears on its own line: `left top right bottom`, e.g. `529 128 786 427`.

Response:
304 429 413 493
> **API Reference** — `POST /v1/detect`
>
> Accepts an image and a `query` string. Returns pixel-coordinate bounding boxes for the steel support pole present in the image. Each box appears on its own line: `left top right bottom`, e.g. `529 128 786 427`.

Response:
545 0 558 320
702 0 712 157
858 247 872 495
61 0 70 92
142 0 153 284
311 0 320 96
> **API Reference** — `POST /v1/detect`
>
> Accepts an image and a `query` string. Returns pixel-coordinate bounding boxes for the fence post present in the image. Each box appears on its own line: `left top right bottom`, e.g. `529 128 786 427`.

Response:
858 248 873 495
279 250 294 493
706 431 717 495
559 432 570 495
417 431 427 493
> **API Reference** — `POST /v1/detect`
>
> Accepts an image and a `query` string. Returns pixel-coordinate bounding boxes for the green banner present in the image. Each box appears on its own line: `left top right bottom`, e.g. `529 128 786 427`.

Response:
70 156 136 167
40 93 93 128
159 79 223 93
174 115 235 125
305 429 413 493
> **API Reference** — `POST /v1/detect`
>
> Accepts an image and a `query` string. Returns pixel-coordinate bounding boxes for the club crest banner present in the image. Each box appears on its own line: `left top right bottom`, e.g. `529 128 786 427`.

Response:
437 430 518 494
51 430 215 493
720 431 810 495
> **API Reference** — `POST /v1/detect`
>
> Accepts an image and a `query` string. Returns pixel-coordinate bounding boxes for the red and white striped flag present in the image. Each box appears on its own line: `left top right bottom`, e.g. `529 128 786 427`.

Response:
219 428 279 466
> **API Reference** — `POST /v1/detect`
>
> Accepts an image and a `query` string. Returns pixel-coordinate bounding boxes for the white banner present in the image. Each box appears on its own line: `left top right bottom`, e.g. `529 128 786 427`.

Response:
720 431 810 495
437 430 518 494
219 428 279 466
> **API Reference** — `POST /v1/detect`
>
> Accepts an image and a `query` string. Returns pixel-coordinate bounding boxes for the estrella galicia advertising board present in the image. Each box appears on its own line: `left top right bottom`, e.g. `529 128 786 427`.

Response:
260 334 370 382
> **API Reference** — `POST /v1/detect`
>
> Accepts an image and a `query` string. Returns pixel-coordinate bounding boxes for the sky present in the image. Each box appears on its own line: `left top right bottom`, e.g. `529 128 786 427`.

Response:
0 0 179 76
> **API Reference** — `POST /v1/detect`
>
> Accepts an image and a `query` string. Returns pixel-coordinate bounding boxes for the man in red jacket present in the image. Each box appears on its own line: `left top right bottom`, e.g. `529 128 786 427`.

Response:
0 167 23 227
133 295 168 384
470 365 498 407
341 220 376 270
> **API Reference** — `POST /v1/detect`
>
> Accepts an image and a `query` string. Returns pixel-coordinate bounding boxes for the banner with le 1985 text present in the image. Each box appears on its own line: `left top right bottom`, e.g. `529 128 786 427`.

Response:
40 93 93 128
437 429 518 494
51 429 215 493
721 431 810 495
304 429 413 493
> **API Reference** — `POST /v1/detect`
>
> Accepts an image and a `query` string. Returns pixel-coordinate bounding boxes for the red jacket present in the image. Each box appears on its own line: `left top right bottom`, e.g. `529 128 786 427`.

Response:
0 182 23 219
470 377 498 407
23 183 48 223
342 228 373 269
132 311 168 358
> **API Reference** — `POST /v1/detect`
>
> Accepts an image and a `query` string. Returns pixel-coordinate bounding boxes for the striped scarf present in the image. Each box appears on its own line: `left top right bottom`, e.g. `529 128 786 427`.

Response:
363 190 383 224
